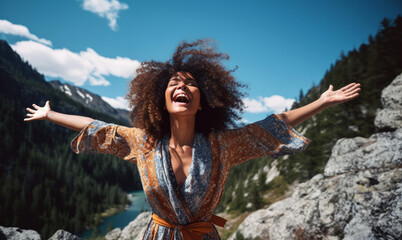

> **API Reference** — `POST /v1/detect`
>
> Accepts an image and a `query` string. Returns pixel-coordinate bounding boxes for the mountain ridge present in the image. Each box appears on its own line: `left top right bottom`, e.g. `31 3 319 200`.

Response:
49 80 131 124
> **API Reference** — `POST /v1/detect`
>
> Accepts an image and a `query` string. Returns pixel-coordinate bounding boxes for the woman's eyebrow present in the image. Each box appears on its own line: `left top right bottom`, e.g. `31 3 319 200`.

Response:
184 77 197 81
168 78 179 82
169 77 196 82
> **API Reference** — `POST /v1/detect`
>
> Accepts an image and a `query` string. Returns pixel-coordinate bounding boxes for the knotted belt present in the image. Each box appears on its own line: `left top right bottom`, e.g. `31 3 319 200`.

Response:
152 213 227 240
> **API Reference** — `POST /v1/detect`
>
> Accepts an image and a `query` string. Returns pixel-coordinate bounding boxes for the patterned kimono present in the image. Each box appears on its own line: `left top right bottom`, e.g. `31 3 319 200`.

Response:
71 114 310 239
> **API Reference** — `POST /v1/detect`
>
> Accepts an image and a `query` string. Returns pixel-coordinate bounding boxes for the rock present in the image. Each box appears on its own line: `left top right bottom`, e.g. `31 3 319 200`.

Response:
231 75 402 240
105 228 121 240
374 73 402 130
117 212 151 240
232 147 402 239
48 230 81 240
0 226 41 240
379 73 402 110
324 129 402 177
374 108 402 130
228 198 299 240
0 226 81 240
343 216 376 240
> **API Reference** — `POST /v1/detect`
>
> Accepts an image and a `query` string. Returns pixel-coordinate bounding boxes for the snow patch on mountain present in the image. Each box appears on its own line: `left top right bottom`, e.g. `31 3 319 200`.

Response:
76 89 85 99
62 85 72 96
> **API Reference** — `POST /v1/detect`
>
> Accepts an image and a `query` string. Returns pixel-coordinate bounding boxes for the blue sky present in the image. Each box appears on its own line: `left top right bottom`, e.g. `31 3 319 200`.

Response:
1 0 401 123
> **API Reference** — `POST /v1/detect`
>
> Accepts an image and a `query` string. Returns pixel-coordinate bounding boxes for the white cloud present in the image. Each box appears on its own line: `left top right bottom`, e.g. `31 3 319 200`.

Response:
11 40 141 86
239 118 250 124
239 118 250 123
102 96 130 110
243 97 268 113
243 95 295 114
262 95 295 113
0 19 52 46
81 0 129 31
80 48 139 79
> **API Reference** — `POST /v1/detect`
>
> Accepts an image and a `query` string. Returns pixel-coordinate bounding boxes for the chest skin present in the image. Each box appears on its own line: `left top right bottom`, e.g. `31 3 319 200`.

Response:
168 146 193 187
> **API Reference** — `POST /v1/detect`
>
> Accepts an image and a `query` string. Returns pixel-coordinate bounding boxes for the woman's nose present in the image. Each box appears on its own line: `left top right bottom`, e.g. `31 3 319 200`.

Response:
177 83 187 90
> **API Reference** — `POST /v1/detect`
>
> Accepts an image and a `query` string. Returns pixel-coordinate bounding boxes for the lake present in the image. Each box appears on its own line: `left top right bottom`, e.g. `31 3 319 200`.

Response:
80 190 150 239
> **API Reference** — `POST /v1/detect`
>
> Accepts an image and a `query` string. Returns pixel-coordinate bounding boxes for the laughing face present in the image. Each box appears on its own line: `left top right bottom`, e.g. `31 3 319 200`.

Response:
165 72 201 117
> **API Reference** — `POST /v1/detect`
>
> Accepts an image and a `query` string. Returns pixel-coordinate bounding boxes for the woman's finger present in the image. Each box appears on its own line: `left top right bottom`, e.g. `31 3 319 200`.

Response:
339 83 354 91
33 104 40 110
342 92 359 101
343 84 361 94
26 108 36 114
339 83 358 91
346 92 359 100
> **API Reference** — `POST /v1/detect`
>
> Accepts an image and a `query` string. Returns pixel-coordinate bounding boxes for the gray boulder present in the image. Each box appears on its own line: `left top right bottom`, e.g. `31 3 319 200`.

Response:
118 212 151 240
48 230 81 240
0 227 82 240
374 73 402 130
0 226 41 240
324 130 402 177
104 212 151 240
105 228 121 240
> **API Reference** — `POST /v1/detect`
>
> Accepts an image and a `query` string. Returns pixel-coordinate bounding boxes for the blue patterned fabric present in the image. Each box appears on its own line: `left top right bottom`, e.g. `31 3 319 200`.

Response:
72 114 311 239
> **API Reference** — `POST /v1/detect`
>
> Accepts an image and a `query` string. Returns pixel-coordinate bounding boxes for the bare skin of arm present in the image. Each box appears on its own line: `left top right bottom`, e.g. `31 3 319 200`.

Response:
277 83 361 127
24 101 95 132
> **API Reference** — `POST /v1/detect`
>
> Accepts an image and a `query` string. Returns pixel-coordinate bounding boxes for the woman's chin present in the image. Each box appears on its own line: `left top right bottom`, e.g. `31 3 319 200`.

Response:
168 108 198 117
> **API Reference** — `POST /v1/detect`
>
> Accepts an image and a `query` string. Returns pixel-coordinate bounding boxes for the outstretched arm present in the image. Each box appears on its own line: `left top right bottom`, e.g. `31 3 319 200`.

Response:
24 101 95 132
277 83 361 127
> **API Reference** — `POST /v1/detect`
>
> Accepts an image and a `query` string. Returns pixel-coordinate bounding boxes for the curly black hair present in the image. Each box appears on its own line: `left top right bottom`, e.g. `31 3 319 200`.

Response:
127 39 246 142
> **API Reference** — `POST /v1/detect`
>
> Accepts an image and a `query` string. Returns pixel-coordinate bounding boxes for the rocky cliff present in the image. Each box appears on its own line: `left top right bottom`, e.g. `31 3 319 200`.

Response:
229 74 402 240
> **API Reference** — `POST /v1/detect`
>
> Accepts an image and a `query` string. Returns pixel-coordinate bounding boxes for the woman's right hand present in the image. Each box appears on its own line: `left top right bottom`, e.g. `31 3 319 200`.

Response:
24 101 51 121
24 100 94 131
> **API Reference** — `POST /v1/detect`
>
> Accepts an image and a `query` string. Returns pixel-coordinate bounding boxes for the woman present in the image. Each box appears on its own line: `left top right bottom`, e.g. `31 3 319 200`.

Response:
25 40 360 240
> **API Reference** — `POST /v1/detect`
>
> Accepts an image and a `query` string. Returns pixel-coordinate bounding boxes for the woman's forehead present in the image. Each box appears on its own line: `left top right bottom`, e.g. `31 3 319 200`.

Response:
170 71 195 80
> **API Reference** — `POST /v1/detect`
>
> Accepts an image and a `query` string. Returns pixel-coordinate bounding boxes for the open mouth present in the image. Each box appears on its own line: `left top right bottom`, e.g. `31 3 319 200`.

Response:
173 93 190 103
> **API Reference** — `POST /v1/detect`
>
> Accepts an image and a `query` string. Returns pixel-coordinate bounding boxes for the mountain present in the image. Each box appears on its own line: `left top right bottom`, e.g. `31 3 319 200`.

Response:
49 80 131 124
0 39 142 238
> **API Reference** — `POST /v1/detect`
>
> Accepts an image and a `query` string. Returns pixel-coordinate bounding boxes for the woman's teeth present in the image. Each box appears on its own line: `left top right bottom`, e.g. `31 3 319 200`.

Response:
174 94 189 103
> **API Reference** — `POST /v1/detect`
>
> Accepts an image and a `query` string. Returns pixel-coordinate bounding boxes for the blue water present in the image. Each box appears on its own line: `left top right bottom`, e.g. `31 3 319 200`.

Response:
80 190 150 239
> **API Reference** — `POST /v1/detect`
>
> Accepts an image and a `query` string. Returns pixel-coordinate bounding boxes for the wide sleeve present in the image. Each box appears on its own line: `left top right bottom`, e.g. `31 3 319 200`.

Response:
211 114 311 168
71 120 146 164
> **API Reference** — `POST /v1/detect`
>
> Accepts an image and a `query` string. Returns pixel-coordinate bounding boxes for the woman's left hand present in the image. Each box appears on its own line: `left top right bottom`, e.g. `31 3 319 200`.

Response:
320 83 361 107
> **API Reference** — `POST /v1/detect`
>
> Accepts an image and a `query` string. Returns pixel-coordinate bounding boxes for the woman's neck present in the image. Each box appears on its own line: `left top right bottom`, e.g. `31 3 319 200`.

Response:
169 115 196 148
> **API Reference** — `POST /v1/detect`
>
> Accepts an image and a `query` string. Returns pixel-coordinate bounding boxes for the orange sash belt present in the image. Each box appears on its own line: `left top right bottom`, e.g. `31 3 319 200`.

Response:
152 213 226 240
